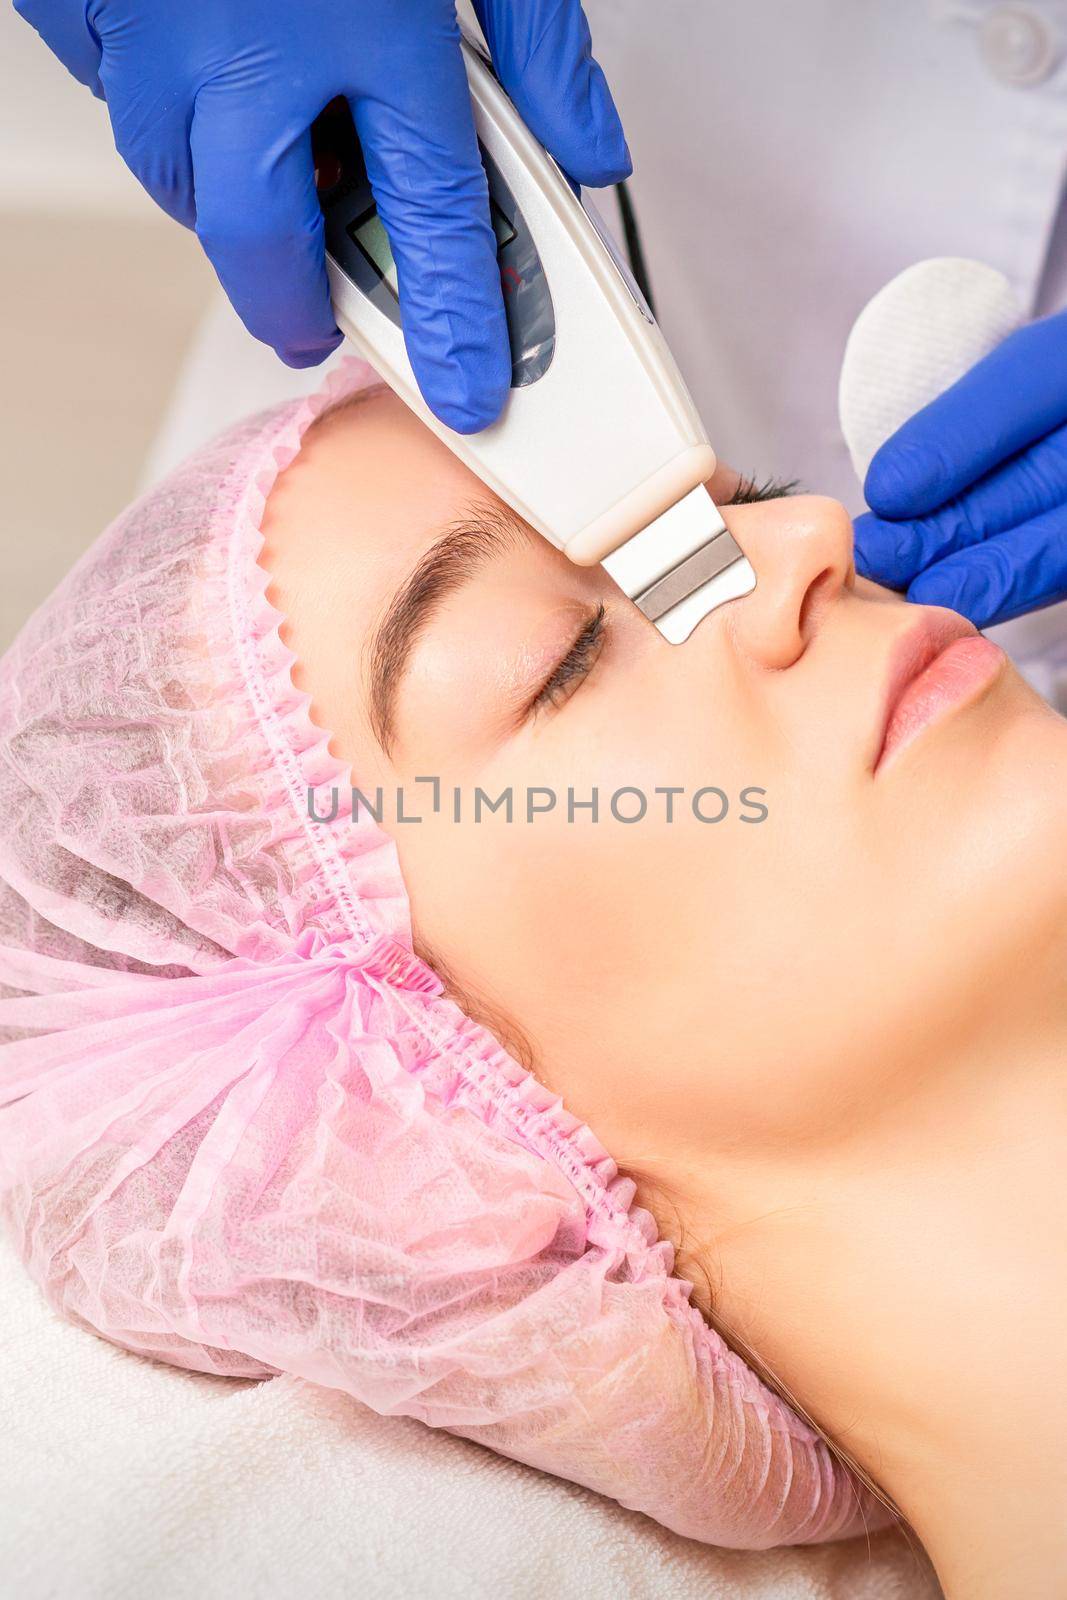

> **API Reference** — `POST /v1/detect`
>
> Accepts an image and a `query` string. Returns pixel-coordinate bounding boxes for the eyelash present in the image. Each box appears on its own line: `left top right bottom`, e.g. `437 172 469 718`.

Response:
530 602 608 716
727 473 800 504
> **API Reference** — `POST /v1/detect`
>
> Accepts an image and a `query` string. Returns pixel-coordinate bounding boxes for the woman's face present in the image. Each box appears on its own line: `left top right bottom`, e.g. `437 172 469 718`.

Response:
260 387 1067 1185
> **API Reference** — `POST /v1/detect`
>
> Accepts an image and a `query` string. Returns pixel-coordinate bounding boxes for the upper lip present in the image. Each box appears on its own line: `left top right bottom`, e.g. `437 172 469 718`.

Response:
873 609 978 770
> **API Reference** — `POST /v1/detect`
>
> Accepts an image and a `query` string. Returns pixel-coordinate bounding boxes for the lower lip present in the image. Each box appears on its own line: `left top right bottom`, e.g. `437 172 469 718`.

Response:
876 636 1006 772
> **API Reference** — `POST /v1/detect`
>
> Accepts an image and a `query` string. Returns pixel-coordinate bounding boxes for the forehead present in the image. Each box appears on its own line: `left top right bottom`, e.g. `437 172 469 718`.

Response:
256 386 510 770
264 387 496 610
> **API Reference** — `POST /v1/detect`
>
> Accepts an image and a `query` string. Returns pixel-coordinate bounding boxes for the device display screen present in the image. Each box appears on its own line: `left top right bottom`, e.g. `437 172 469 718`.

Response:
348 200 517 298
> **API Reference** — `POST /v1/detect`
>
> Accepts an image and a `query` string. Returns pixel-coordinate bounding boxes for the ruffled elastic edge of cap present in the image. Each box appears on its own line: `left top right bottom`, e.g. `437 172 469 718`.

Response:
216 357 838 1444
216 359 412 955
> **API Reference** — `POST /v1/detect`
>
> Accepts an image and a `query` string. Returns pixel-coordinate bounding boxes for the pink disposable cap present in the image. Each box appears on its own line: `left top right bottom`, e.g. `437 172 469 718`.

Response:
0 358 893 1549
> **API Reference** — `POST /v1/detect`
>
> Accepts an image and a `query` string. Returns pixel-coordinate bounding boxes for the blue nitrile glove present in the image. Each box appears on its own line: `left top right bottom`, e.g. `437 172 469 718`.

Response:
14 0 630 432
853 310 1067 628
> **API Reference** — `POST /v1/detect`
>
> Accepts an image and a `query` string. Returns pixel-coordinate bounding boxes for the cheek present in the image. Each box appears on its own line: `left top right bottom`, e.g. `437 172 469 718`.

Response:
386 678 823 1150
391 791 801 1153
394 796 705 1049
389 658 987 1165
393 773 932 1167
397 803 670 1005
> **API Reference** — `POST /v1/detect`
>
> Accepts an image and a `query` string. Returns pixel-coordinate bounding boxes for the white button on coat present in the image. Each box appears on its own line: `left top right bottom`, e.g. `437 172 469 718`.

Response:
979 4 1063 85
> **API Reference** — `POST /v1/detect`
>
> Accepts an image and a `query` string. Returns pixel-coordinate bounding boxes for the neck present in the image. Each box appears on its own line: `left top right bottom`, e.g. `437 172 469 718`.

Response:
677 979 1067 1599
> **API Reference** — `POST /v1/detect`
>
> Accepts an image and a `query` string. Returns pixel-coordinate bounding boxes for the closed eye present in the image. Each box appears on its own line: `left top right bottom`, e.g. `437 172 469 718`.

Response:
528 603 607 717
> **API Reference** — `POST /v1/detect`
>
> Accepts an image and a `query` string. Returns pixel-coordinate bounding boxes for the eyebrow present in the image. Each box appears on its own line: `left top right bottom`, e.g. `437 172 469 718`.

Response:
367 502 533 755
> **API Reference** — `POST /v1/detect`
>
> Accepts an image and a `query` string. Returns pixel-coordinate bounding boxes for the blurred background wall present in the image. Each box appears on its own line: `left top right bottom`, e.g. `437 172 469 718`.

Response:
0 5 215 650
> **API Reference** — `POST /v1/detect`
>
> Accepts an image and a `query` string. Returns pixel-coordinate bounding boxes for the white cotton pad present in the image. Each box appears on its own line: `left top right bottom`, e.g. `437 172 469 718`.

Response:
838 257 1024 484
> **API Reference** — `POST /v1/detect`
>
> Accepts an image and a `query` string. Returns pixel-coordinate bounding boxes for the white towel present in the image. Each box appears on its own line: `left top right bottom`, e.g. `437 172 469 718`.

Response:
0 1232 940 1599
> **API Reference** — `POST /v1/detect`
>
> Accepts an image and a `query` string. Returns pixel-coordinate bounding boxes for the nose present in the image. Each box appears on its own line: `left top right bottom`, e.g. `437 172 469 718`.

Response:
711 494 855 671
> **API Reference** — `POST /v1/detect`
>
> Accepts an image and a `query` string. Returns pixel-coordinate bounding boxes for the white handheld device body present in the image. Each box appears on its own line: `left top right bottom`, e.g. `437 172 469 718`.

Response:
313 32 755 643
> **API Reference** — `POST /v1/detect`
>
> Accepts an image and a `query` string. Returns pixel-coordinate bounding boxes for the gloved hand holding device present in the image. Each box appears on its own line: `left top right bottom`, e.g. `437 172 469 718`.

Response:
854 309 1067 628
13 0 630 432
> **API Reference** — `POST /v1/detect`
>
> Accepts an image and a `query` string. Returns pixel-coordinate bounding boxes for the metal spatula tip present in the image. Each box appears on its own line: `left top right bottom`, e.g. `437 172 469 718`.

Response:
601 486 756 644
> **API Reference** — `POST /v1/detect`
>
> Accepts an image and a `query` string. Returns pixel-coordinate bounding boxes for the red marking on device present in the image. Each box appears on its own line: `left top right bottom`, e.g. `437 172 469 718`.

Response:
314 153 343 192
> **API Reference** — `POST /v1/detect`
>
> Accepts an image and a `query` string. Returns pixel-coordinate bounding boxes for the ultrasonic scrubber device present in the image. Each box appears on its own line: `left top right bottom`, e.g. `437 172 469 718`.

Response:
312 26 755 644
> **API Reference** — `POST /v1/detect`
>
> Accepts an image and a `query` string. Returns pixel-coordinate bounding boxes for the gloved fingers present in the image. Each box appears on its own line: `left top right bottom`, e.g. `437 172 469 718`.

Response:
947 417 1067 536
864 310 1067 518
854 418 1067 590
13 0 104 96
189 85 343 369
473 0 631 186
852 509 915 589
906 507 1067 629
350 50 511 433
98 60 197 229
853 497 983 590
